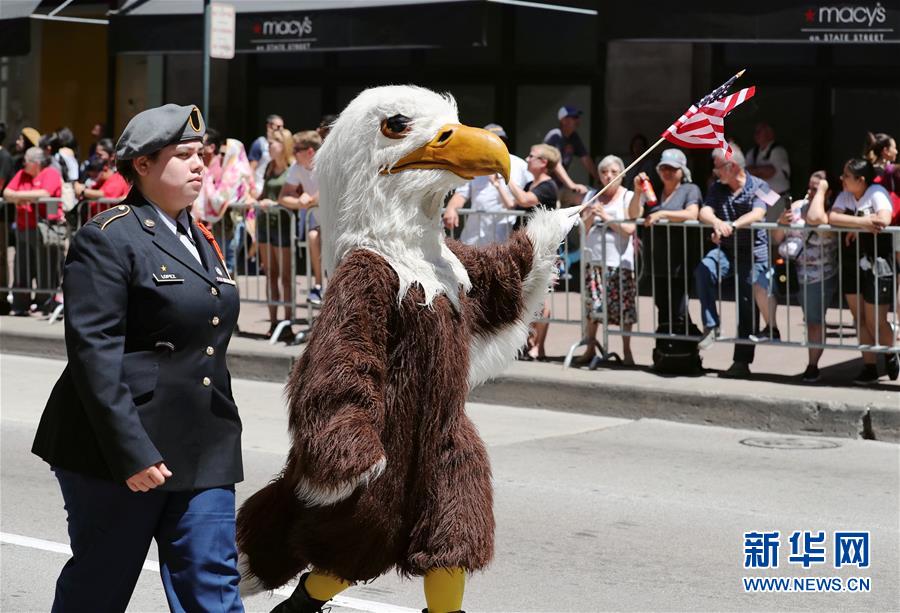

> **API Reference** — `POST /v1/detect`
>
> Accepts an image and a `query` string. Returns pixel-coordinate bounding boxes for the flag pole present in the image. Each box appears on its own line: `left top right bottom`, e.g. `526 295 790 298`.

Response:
581 136 668 207
580 68 747 209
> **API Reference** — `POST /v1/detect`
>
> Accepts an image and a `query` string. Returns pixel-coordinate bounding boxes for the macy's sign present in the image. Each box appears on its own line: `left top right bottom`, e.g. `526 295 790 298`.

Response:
811 3 887 27
259 16 313 37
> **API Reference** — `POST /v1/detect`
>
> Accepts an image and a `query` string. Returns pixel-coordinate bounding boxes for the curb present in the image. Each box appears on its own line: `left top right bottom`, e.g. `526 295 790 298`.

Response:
468 375 884 441
2 330 896 443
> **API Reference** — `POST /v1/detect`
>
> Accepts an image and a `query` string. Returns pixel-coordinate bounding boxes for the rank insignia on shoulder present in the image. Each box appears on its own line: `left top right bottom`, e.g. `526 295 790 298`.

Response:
91 204 131 230
153 272 184 284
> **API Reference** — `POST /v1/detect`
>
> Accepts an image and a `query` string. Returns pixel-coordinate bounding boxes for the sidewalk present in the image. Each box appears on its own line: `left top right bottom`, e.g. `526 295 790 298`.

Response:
1 294 897 443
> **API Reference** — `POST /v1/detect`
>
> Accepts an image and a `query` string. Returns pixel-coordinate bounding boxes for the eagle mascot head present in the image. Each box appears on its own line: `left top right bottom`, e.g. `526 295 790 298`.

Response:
315 85 509 307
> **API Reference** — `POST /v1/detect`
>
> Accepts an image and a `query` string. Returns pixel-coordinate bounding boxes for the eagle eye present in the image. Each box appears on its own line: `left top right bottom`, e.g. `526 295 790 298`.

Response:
381 114 411 139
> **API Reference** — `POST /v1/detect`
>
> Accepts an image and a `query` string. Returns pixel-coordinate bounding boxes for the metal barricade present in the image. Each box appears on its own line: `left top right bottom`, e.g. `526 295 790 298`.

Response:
0 196 135 322
444 206 586 328
209 203 320 345
1 198 322 342
568 217 900 368
0 197 67 320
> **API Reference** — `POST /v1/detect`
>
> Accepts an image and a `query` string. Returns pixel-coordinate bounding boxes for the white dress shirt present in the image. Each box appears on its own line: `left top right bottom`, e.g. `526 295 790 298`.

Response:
151 204 203 265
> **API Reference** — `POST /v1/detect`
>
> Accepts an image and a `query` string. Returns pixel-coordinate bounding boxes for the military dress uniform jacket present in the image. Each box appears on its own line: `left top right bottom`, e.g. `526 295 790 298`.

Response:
32 189 243 491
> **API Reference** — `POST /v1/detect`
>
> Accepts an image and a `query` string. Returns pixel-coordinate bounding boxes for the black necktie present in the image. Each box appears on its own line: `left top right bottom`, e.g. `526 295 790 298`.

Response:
176 220 196 246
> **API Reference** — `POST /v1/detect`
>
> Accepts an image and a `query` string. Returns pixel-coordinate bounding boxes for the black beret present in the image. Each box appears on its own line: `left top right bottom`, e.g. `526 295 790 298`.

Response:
116 104 206 160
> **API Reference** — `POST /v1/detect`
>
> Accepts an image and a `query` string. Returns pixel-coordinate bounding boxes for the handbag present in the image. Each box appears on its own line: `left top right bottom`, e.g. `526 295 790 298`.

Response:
60 182 77 212
37 219 68 248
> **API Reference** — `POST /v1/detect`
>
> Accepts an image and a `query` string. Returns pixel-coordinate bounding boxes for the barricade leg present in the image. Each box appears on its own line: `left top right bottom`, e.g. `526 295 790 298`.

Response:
12 229 39 312
37 239 62 310
654 272 688 327
0 221 9 314
734 255 758 365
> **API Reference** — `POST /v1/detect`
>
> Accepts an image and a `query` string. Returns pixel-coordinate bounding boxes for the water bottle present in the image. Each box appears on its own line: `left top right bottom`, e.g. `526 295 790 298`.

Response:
640 177 658 207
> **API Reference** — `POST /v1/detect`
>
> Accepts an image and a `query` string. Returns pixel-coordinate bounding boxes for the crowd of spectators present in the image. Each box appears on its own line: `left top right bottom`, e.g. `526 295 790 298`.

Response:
444 111 899 385
1 108 897 384
0 115 326 336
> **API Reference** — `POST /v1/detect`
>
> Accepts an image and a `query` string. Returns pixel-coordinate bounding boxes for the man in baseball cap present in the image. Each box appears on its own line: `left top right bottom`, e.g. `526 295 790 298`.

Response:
557 105 583 121
544 104 599 204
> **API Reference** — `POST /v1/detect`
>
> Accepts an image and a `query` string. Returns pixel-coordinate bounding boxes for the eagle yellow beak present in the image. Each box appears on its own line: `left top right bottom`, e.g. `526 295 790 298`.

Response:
383 124 511 183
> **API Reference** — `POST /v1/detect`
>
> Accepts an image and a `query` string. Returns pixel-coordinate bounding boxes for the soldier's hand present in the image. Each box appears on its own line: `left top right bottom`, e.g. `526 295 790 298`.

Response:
126 462 173 492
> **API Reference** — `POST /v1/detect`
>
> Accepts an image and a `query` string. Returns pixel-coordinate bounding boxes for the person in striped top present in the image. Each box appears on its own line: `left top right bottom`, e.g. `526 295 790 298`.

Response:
694 147 775 379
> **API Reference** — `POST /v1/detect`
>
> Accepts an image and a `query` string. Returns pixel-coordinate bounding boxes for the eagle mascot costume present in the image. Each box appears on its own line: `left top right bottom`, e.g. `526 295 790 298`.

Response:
237 85 582 613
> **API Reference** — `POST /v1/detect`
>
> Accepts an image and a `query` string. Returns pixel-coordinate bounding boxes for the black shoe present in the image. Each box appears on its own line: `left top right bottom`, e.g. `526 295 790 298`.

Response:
277 326 296 343
801 365 820 383
40 298 60 316
853 364 880 386
886 354 899 382
271 573 328 613
718 361 751 379
750 326 781 343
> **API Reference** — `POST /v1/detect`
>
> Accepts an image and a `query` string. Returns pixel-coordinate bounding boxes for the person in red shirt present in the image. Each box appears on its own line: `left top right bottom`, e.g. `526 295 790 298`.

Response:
75 159 131 218
2 146 64 314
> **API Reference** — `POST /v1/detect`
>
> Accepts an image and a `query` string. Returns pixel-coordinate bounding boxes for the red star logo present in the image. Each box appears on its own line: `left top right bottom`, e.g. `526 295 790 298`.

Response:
804 8 815 22
252 23 262 34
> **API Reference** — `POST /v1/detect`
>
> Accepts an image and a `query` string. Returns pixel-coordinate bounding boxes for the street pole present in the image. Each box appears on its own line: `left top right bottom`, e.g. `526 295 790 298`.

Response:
203 0 211 125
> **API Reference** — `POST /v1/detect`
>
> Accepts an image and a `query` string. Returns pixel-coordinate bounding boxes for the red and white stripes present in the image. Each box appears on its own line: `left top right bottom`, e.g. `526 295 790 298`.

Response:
662 86 756 159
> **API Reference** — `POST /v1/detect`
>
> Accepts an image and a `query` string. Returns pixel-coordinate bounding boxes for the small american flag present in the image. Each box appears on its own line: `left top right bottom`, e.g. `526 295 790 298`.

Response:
662 72 755 159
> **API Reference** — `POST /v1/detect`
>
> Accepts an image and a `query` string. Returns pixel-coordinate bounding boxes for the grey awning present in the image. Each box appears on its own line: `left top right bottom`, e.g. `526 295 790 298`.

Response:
110 0 597 55
0 0 42 20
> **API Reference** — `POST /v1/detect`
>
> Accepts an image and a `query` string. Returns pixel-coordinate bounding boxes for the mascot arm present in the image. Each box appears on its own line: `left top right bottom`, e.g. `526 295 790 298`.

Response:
449 208 578 388
285 251 393 506
448 207 574 336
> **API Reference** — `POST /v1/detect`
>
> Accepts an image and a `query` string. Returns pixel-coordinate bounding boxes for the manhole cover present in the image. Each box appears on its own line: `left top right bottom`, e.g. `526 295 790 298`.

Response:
740 437 841 450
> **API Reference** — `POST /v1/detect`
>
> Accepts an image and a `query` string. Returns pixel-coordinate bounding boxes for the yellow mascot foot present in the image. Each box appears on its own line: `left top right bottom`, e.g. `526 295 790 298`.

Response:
423 567 466 613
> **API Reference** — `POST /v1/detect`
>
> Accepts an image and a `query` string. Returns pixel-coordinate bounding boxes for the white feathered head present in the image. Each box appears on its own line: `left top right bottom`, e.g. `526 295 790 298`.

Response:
316 85 510 306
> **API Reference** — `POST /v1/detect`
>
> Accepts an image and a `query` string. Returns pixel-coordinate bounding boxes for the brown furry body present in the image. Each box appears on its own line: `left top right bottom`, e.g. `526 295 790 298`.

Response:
237 232 535 588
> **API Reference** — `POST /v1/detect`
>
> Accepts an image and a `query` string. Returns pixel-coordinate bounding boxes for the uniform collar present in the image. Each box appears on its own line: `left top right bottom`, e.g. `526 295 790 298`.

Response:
148 200 192 240
127 190 192 237
125 190 217 286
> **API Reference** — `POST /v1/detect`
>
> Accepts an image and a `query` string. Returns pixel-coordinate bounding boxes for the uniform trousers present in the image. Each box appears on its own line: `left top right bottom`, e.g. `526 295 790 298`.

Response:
51 468 244 613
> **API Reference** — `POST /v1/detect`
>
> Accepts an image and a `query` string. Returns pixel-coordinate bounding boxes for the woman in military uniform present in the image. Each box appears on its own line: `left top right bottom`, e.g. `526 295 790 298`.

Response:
32 104 244 612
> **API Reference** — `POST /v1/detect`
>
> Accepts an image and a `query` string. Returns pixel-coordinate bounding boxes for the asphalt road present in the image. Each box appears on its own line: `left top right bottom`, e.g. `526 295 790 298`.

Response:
1 354 898 612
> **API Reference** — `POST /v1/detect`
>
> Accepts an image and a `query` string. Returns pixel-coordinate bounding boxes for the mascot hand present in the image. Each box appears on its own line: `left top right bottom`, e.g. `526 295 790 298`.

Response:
291 404 387 507
558 204 586 236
